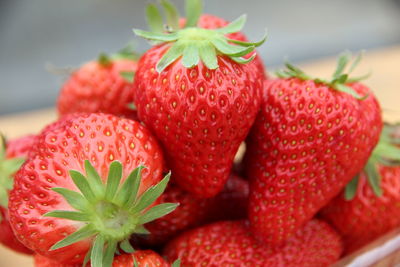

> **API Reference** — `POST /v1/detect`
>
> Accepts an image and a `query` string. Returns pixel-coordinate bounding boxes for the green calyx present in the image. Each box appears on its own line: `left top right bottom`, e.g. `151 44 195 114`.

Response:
276 51 370 100
0 134 25 212
44 160 178 267
345 124 400 200
134 0 266 73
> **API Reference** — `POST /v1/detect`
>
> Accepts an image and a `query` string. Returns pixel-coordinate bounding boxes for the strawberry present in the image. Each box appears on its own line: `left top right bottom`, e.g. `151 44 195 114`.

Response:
244 52 382 245
133 0 265 197
8 113 178 266
164 219 343 266
321 124 400 254
0 134 35 254
34 250 171 267
57 48 139 119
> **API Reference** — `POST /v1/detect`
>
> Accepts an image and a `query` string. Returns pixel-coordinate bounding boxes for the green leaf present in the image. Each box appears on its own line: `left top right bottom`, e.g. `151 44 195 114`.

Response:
348 51 364 73
133 225 150 235
332 52 350 79
199 44 218 69
50 225 96 250
344 175 359 200
103 240 117 267
44 210 90 222
133 29 179 42
2 157 25 175
51 188 89 211
120 71 135 83
115 165 144 207
211 38 254 57
120 239 135 253
230 54 256 64
82 245 92 267
146 4 164 34
185 0 203 28
156 42 185 73
182 44 200 68
91 235 105 267
105 161 123 201
365 160 382 197
172 259 181 267
347 72 371 83
227 30 267 47
161 0 180 31
84 160 105 197
132 172 171 213
69 170 96 203
138 202 178 224
217 15 247 34
334 84 366 100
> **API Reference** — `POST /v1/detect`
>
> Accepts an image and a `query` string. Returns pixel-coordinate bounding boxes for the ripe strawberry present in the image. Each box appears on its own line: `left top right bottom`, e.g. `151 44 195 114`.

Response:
164 219 343 266
34 250 170 267
134 0 265 197
57 49 138 119
321 124 400 254
0 134 35 254
8 113 178 266
244 53 382 245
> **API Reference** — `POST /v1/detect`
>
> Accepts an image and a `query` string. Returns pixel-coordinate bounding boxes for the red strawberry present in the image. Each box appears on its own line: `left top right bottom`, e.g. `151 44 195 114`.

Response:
34 250 170 267
133 0 265 197
244 53 382 245
8 113 177 265
164 219 343 266
57 50 138 119
0 134 35 254
321 124 400 254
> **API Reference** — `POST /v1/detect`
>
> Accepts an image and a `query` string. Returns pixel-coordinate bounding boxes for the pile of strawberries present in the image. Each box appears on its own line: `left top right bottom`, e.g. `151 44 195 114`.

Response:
1 0 400 266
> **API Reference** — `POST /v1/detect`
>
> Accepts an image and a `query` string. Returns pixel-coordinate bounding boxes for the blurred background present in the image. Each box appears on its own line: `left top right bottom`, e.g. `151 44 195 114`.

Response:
0 0 399 115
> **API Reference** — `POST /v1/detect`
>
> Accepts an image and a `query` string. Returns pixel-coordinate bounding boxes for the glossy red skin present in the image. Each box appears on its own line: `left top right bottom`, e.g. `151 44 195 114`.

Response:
57 59 138 119
321 166 400 254
180 14 266 78
244 78 382 245
0 135 36 254
164 219 343 266
9 113 164 264
133 46 263 198
34 250 169 267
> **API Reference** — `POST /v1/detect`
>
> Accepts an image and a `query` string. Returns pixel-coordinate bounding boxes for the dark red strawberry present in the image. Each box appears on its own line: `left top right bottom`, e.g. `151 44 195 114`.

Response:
8 113 177 266
34 250 171 267
0 134 35 254
57 49 138 119
133 0 265 197
244 52 382 245
321 124 400 254
164 219 342 266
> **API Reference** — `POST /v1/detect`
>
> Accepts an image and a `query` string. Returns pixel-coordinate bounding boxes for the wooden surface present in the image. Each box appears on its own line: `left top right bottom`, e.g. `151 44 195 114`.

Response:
0 45 399 267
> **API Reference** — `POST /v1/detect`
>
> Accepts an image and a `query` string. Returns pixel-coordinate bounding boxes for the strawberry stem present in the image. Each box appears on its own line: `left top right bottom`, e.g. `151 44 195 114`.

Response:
44 160 178 267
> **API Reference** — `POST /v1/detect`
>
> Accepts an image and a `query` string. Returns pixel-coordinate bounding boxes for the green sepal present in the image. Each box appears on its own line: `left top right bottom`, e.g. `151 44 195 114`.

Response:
46 161 177 267
216 14 246 34
133 29 179 42
161 0 180 31
98 53 112 66
344 175 360 200
185 0 203 28
364 160 382 197
91 235 105 267
120 71 135 83
156 43 185 72
127 102 137 111
172 259 182 267
275 51 370 100
134 259 139 267
138 202 179 224
182 44 200 69
199 44 218 69
230 54 256 64
133 225 150 235
146 4 164 34
50 225 96 251
120 239 135 253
